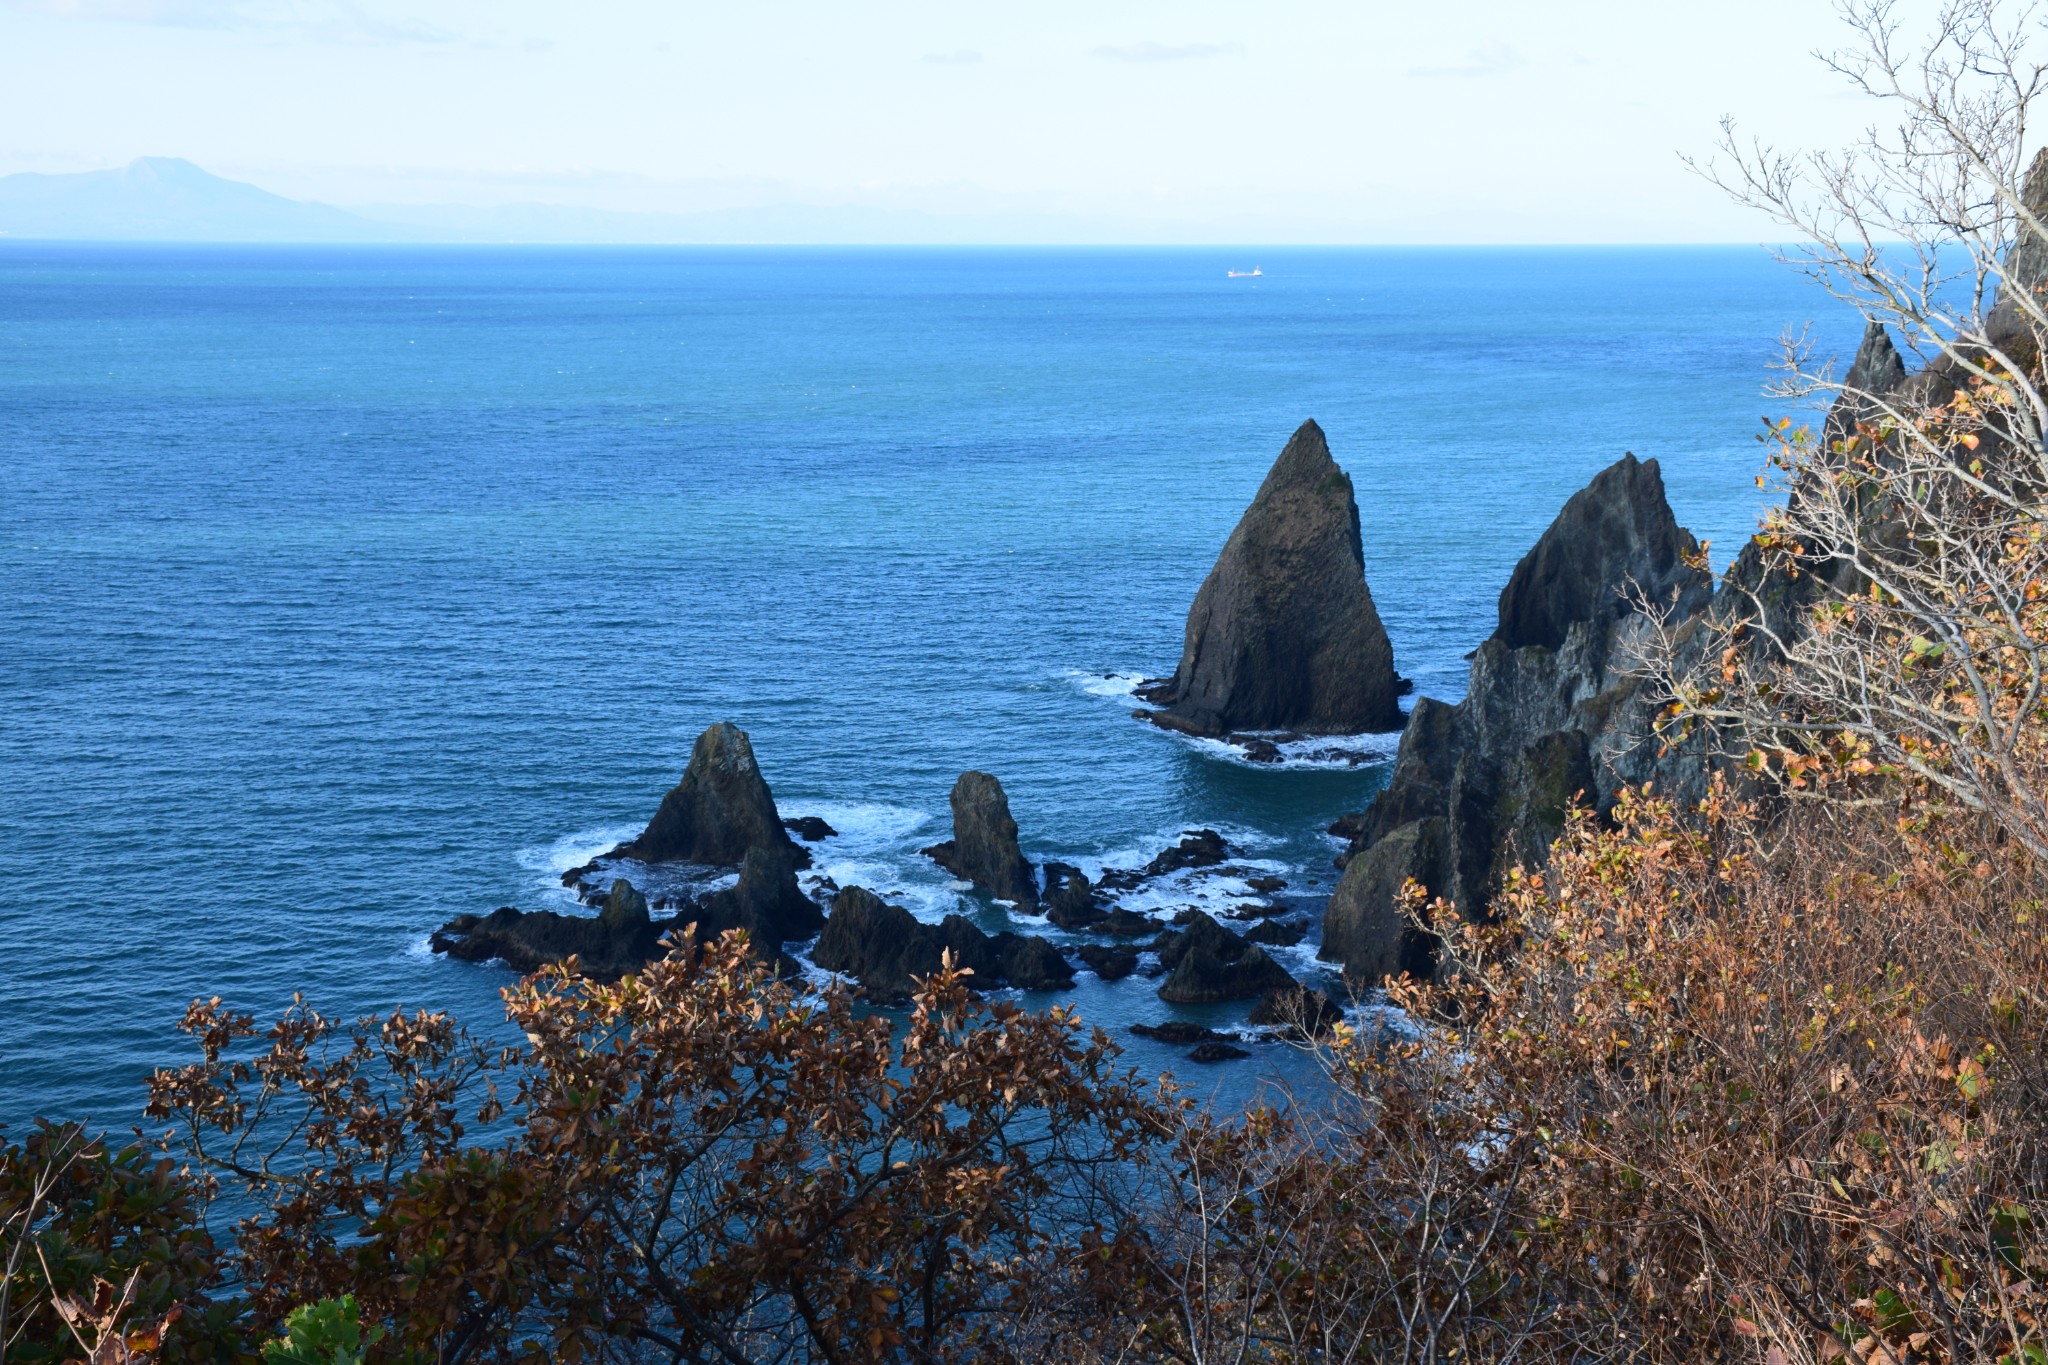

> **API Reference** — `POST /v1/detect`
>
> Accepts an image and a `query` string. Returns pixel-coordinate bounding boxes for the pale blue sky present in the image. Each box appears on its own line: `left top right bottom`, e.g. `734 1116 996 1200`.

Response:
0 0 1893 241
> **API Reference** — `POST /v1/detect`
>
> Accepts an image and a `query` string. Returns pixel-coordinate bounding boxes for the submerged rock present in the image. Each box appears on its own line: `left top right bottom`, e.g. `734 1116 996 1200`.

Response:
1138 420 1403 737
1320 453 1716 985
610 723 804 867
922 771 1039 908
1130 1021 1231 1045
1186 1041 1252 1063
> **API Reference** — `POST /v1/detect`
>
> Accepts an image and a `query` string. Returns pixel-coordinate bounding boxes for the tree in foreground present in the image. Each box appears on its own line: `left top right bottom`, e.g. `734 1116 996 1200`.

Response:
1656 0 2048 857
7 930 1176 1364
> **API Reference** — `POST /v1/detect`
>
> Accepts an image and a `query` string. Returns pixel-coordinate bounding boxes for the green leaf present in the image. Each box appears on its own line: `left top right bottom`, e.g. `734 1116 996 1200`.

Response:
264 1295 377 1365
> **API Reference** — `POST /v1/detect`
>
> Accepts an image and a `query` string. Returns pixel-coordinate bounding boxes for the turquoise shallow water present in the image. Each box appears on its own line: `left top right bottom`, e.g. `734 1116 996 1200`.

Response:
0 244 1848 1127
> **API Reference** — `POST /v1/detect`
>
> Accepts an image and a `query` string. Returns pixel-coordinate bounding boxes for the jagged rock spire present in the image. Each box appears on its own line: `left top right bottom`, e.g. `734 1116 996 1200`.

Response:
1145 419 1402 736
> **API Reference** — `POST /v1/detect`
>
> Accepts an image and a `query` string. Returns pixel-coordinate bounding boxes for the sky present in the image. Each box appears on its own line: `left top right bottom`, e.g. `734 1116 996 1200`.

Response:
0 0 1903 242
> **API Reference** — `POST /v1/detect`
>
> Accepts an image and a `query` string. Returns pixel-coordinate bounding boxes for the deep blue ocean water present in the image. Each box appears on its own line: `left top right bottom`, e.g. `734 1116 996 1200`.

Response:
0 244 1852 1129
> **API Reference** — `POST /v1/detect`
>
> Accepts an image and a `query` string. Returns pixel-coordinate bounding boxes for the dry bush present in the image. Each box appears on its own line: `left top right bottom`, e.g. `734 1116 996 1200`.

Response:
1086 781 2048 1365
139 931 1176 1365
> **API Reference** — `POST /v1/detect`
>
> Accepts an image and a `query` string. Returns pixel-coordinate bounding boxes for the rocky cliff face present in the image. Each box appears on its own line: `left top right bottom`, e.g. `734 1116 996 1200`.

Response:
922 771 1039 907
1140 420 1403 737
610 722 802 866
1320 454 1715 983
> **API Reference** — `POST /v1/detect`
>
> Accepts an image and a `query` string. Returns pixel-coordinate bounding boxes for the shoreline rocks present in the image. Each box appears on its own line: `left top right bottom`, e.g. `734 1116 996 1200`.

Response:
1137 419 1403 737
434 840 829 980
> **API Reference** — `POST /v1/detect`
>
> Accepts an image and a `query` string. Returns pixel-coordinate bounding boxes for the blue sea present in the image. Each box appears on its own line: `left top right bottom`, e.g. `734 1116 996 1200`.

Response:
0 244 1851 1129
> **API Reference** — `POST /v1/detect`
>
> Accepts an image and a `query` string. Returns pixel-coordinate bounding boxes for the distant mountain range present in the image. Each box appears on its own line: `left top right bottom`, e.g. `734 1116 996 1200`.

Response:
0 158 401 242
0 157 1117 245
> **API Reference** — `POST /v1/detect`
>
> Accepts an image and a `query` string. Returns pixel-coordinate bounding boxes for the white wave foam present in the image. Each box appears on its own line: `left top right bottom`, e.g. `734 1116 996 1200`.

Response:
1057 822 1280 883
780 800 986 924
1343 998 1424 1043
517 823 642 881
1109 863 1292 920
810 854 967 923
1170 730 1402 771
1061 668 1149 699
784 801 932 852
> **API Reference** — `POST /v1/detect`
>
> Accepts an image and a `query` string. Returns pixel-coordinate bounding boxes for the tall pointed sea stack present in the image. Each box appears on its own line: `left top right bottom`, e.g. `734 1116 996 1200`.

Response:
1141 420 1402 737
610 722 800 865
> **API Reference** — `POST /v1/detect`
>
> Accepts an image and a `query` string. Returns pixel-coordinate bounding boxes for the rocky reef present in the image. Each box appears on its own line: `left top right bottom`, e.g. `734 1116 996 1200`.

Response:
1137 419 1404 739
430 848 826 981
435 722 828 979
811 886 1073 1002
1320 453 1716 983
922 771 1039 907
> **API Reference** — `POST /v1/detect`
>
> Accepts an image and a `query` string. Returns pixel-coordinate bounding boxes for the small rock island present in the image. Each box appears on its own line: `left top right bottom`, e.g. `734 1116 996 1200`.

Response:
1137 419 1404 740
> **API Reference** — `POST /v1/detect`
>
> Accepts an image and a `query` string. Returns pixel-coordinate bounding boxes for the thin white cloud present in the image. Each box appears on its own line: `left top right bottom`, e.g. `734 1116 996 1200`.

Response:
920 49 982 66
1092 40 1243 64
2 0 459 44
1410 39 1524 78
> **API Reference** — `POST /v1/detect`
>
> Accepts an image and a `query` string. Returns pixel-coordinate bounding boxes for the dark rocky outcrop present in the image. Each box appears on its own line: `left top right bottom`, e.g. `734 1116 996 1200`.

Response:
1248 984 1345 1038
997 934 1078 991
922 772 1039 908
1321 454 1716 984
430 877 667 980
1094 908 1160 938
1041 862 1105 928
810 886 1072 1002
432 857 827 980
1077 943 1139 980
784 815 838 842
609 723 804 867
1130 1021 1232 1045
1138 420 1403 737
1140 828 1232 877
1493 454 1713 653
1186 1041 1252 1063
1154 911 1298 1004
812 889 954 1001
1982 146 2048 369
1242 918 1307 948
691 844 825 947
